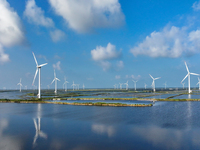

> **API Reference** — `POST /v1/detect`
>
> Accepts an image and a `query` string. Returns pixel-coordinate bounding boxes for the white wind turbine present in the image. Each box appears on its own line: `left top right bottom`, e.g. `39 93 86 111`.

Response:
197 77 200 90
71 81 76 91
119 83 123 89
17 78 22 92
32 52 47 98
83 84 85 90
181 61 200 93
124 81 128 90
51 69 60 94
144 83 147 89
181 82 185 89
132 80 138 91
164 82 167 89
114 84 117 89
63 76 69 92
149 74 161 92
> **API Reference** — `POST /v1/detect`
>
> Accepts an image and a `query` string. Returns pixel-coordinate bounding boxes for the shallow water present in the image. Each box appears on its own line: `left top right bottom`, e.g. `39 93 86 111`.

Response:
1 101 200 150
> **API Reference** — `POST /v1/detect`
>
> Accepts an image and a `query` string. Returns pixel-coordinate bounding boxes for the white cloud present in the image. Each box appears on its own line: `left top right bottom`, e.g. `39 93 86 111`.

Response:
0 0 25 47
53 61 61 70
99 61 111 71
50 29 65 42
116 60 124 69
130 26 190 58
0 0 25 64
0 45 9 64
48 0 125 33
125 75 141 79
192 1 200 11
24 0 54 27
91 43 121 61
115 75 120 79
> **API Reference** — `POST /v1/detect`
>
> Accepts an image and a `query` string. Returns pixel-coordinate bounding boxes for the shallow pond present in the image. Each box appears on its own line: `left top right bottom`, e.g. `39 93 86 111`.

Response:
1 101 200 149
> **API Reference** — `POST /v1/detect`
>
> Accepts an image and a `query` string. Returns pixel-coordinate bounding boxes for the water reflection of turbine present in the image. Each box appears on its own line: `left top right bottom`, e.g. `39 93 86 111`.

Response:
33 117 47 145
33 104 47 146
186 101 192 130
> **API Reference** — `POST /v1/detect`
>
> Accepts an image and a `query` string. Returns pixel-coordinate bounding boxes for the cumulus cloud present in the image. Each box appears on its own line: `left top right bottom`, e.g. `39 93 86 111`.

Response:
0 0 25 64
116 60 124 69
24 0 65 42
0 45 9 64
115 75 120 79
192 1 200 11
50 29 65 42
99 61 111 71
91 43 122 71
91 43 121 61
53 61 61 70
130 26 188 58
130 1 200 58
0 0 25 47
125 75 141 80
48 0 125 33
24 0 54 27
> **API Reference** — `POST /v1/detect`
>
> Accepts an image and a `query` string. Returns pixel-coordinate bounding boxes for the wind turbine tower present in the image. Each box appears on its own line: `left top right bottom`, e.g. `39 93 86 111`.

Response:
17 78 22 92
124 81 128 90
181 61 200 93
132 80 138 91
197 77 200 90
71 81 76 91
83 84 85 90
32 52 47 98
51 69 60 94
119 83 123 89
63 76 69 92
164 82 167 89
149 74 161 92
182 82 185 89
144 83 147 89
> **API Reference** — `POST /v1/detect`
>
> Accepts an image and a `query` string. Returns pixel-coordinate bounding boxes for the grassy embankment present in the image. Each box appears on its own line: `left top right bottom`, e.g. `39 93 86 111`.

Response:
0 99 152 107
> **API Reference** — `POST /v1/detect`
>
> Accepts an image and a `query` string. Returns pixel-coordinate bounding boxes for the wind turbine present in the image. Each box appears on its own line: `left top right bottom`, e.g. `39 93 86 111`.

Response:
144 83 147 89
83 84 85 90
17 78 22 92
63 76 69 92
71 81 76 91
132 80 138 91
114 84 117 89
124 81 128 90
197 77 200 90
149 74 161 92
164 82 167 89
51 69 60 94
181 82 185 89
119 83 123 89
181 61 200 93
32 52 47 98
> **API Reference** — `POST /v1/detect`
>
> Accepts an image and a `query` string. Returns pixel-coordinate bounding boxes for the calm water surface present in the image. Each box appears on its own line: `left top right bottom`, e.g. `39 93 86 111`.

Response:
1 102 200 150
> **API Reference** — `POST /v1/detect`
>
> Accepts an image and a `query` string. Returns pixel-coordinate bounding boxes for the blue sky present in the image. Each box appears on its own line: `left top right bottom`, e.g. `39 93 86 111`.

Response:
1 0 200 90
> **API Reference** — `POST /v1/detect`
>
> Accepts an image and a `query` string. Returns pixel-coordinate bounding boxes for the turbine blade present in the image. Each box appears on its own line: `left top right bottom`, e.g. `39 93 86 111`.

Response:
190 73 200 76
32 52 38 66
181 74 188 83
154 77 161 80
32 69 38 85
149 74 154 80
56 78 60 81
51 79 55 84
184 61 189 73
39 63 48 67
54 69 56 78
